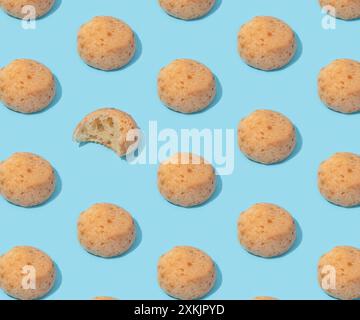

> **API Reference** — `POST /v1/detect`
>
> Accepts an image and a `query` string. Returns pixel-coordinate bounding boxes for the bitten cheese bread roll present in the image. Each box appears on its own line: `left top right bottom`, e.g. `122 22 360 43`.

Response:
73 108 139 157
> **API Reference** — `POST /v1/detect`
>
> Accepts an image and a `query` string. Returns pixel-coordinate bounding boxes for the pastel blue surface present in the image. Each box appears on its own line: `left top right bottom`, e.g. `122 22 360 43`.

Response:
0 0 359 300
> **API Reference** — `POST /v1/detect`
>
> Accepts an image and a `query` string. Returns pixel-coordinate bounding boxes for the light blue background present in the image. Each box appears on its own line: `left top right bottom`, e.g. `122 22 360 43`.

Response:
0 0 359 300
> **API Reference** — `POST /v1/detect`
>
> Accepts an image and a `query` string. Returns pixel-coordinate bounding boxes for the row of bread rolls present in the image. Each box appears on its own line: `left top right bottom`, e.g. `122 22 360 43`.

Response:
2 15 359 114
1 1 359 21
1 237 359 300
0 149 360 299
1 109 357 209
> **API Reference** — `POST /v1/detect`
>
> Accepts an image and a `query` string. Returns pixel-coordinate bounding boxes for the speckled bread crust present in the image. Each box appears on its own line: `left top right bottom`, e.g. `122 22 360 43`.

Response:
238 16 297 71
0 0 55 19
253 296 279 300
318 59 360 114
157 153 216 207
318 152 360 207
318 246 360 300
237 203 296 258
0 246 56 300
159 0 215 20
319 0 360 20
0 59 56 113
77 16 135 71
158 246 216 300
93 296 118 300
77 203 136 258
158 59 216 114
238 110 296 164
73 108 139 157
0 152 56 207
